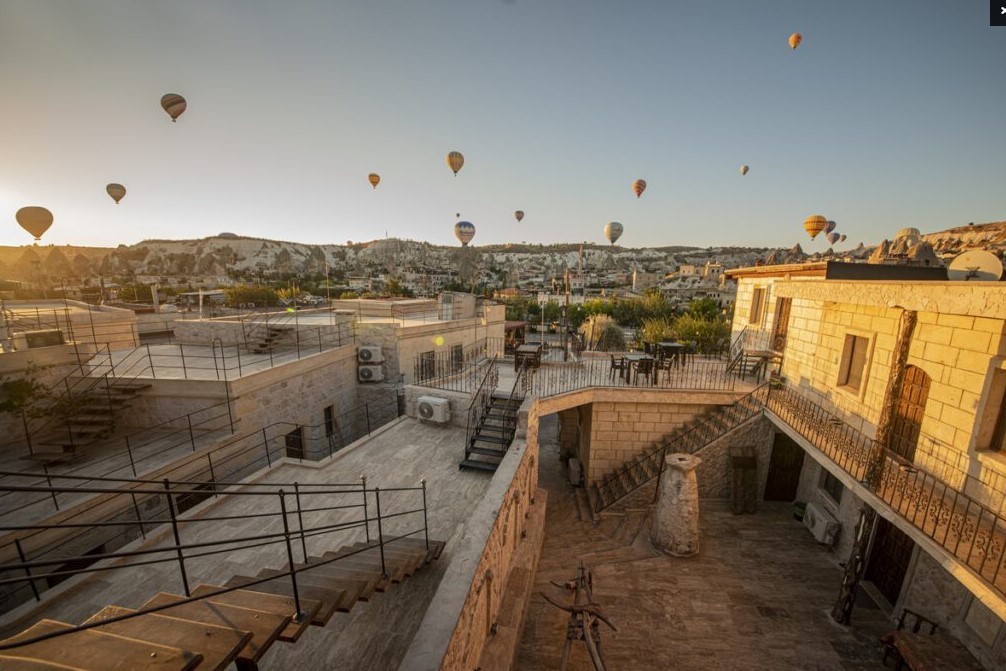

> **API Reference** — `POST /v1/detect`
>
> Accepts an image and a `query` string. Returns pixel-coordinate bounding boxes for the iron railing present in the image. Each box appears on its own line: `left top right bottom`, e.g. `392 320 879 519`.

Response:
465 356 500 455
0 390 405 530
765 385 1006 601
532 355 737 398
412 338 505 391
0 474 429 635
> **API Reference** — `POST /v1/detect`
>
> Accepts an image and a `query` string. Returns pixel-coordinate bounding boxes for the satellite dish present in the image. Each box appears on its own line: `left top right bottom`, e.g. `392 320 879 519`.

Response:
947 250 1003 282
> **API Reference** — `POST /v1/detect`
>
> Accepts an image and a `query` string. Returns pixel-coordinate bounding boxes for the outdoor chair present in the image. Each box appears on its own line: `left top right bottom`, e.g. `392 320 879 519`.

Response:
609 355 627 380
633 358 655 385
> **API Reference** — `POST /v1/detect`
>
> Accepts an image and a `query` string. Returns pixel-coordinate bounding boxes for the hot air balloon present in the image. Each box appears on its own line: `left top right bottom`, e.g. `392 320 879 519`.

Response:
825 220 837 235
514 210 524 223
161 93 187 122
368 173 380 189
632 179 647 198
839 234 847 243
804 215 828 239
106 183 126 204
789 33 802 50
827 232 840 245
739 165 749 176
455 221 476 246
16 206 53 241
447 151 464 176
604 222 623 246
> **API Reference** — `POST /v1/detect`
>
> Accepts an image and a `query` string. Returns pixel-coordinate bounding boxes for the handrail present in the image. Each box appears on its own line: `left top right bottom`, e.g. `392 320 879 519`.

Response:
593 382 770 512
465 355 499 455
0 473 431 638
765 385 1006 600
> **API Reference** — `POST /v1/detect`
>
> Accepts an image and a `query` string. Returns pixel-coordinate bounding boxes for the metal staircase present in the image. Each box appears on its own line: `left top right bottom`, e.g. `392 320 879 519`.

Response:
591 383 770 512
459 360 531 473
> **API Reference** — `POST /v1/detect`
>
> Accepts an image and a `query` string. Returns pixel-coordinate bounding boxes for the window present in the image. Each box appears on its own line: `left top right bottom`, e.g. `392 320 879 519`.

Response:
820 470 844 504
324 406 335 438
285 426 304 459
837 334 869 392
419 350 435 379
749 287 765 325
451 344 464 373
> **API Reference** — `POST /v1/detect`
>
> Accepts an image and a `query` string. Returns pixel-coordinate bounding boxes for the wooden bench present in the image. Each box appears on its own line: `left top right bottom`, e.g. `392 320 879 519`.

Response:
880 609 984 671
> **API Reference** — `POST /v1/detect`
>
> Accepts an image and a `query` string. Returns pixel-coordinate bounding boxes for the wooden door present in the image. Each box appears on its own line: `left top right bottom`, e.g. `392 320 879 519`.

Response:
865 516 915 607
763 432 805 501
889 365 930 463
771 298 792 352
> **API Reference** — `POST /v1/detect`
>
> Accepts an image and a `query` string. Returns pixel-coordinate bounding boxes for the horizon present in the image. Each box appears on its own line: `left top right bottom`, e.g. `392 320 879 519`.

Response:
2 2 1004 250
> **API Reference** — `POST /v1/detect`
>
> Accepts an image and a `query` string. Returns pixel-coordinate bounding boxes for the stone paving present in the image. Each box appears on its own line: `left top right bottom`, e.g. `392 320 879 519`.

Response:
516 415 895 671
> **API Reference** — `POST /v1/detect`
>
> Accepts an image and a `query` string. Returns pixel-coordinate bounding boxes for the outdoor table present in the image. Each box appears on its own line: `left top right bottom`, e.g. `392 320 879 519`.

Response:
624 353 655 384
515 344 543 371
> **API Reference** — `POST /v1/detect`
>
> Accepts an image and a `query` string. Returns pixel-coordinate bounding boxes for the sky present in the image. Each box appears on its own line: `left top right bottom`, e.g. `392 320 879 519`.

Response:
1 1 1004 251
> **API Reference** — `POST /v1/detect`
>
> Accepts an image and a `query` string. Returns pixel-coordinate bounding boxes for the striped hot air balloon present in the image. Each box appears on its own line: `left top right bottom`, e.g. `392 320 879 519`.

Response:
160 93 187 122
804 215 828 239
447 151 464 176
454 221 476 246
825 220 837 235
827 232 840 245
789 33 802 50
632 179 647 198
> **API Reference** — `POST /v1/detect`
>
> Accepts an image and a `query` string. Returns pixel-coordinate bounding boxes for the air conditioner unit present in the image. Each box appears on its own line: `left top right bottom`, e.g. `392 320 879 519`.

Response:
803 502 840 545
417 396 450 424
358 364 384 383
358 346 384 363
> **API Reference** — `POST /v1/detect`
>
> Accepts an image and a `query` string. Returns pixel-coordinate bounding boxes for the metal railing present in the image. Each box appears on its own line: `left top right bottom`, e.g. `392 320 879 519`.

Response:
766 385 1006 601
413 338 505 391
0 473 430 639
0 389 404 537
465 356 500 455
593 383 770 511
532 355 737 398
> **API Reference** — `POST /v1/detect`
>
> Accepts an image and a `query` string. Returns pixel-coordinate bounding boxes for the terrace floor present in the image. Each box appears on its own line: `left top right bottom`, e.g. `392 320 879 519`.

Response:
516 415 894 671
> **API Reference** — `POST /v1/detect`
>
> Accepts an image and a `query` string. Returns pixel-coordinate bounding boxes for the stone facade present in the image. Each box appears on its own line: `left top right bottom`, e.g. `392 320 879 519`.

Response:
401 398 541 671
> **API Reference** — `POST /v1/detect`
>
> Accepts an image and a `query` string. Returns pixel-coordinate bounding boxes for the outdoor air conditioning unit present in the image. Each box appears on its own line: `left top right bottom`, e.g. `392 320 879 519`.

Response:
803 502 840 545
358 364 384 383
358 346 384 363
417 396 450 424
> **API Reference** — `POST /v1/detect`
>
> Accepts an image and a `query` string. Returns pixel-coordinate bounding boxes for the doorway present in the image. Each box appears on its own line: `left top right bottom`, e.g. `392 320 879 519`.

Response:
763 432 805 501
865 516 915 608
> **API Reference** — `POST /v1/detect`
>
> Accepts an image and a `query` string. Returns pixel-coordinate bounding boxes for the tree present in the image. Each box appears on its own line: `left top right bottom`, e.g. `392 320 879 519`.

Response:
641 316 675 344
578 314 625 351
687 297 722 321
224 284 280 308
0 365 53 447
672 314 731 354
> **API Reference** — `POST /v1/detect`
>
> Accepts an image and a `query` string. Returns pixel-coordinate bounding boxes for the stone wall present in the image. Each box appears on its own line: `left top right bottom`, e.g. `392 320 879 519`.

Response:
794 456 865 562
400 397 541 671
403 385 472 428
901 550 1005 669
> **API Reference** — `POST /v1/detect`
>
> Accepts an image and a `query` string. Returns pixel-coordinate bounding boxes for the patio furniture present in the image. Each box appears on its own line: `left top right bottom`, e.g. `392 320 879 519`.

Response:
515 344 543 371
609 355 628 380
880 609 983 671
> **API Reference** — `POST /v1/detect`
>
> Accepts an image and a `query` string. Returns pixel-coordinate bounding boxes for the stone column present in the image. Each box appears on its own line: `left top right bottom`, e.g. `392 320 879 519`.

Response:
651 453 702 557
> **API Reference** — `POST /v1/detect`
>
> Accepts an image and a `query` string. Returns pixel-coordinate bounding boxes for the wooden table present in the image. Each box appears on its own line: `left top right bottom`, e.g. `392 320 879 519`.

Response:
882 630 984 671
515 344 543 371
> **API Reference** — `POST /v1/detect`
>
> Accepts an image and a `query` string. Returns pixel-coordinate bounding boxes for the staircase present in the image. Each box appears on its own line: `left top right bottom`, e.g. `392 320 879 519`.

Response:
0 537 444 670
249 326 293 354
460 393 521 472
30 380 152 464
590 383 770 513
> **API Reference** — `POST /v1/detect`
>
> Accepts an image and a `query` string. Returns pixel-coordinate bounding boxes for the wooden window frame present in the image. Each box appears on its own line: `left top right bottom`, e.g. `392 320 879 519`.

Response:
837 333 871 394
748 287 766 325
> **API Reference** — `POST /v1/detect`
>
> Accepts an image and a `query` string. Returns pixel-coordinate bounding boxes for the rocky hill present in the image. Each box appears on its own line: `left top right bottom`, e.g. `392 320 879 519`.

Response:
0 220 1002 284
